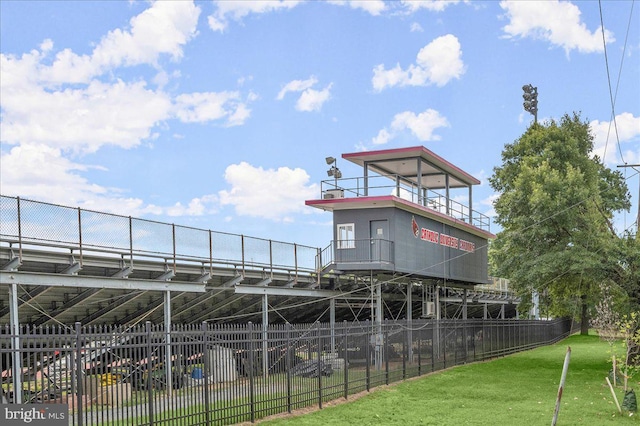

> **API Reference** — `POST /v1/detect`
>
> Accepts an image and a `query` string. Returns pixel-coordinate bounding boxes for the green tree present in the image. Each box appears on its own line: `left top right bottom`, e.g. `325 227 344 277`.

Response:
489 113 631 334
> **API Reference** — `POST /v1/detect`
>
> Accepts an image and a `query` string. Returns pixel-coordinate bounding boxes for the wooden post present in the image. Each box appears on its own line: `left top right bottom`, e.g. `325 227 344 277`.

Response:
605 377 622 414
551 346 571 426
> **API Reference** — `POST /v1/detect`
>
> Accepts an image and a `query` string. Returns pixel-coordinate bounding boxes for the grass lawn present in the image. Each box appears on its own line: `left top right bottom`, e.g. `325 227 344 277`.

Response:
255 333 638 425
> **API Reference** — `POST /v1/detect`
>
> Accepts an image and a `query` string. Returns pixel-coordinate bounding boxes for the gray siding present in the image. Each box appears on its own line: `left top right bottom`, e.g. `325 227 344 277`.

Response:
333 207 488 284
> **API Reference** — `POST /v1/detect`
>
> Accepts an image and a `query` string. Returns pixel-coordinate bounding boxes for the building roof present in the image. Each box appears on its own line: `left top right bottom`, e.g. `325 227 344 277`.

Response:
342 145 481 189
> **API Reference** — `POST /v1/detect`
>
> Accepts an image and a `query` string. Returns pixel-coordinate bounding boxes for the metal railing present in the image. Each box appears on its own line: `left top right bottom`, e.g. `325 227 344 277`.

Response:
0 196 320 279
319 239 395 270
321 174 491 231
0 318 573 425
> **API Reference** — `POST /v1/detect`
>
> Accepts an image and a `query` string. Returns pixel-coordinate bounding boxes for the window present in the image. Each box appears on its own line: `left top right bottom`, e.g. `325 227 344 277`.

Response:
336 223 355 249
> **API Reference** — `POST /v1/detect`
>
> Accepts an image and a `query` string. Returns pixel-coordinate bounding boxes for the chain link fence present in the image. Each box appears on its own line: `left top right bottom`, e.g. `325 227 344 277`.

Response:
0 195 319 276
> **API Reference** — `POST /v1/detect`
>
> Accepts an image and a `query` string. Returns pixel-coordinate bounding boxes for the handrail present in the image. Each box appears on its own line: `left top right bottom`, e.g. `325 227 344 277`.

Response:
320 174 491 231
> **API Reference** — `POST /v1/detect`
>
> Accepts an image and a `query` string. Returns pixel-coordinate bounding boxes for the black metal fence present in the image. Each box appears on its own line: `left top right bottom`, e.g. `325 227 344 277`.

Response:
1 318 572 425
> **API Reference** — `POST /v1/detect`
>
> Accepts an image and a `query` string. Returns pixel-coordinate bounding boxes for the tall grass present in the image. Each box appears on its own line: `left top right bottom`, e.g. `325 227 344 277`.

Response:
257 333 638 425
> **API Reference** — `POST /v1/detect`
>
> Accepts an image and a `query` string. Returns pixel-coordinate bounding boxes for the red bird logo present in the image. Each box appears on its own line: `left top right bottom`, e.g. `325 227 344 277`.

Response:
412 216 419 238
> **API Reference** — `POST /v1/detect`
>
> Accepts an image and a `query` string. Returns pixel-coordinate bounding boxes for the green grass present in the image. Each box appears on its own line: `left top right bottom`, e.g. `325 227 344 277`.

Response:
256 334 639 425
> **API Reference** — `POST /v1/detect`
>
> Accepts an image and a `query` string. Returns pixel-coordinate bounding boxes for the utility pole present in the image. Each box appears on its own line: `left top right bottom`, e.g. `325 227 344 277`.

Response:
522 84 538 124
617 164 640 237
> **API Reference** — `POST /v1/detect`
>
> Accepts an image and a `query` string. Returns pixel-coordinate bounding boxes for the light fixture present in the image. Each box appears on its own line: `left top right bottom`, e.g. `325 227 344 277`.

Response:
522 84 538 123
326 156 341 187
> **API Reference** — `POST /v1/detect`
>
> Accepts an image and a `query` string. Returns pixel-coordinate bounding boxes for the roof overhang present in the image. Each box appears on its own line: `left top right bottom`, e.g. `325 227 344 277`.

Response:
342 146 480 189
305 195 495 239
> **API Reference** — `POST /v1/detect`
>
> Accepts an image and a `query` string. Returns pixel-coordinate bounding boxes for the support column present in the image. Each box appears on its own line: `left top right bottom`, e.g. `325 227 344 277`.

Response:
468 185 473 224
9 283 22 404
375 279 383 371
164 290 173 396
462 289 468 320
262 294 269 379
500 304 505 319
417 159 423 205
445 175 450 216
483 303 488 320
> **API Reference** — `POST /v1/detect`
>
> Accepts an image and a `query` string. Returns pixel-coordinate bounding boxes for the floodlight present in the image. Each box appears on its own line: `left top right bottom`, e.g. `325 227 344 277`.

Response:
326 156 336 165
522 84 538 123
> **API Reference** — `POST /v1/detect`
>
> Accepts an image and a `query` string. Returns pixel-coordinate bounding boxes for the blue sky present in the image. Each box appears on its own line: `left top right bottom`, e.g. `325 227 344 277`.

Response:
1 0 639 250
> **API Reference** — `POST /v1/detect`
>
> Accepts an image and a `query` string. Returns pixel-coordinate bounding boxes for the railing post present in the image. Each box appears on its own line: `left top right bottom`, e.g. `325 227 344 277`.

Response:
241 235 246 276
208 230 213 277
128 216 134 269
293 243 298 284
16 197 22 260
171 224 177 274
77 207 83 267
316 247 322 288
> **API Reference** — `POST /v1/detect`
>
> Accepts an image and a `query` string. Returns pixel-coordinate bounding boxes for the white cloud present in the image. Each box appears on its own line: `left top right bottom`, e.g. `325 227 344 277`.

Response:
410 22 424 33
296 84 333 112
208 0 302 32
166 195 219 216
328 0 386 15
401 0 463 13
39 1 201 85
218 162 319 221
372 34 465 91
0 1 252 218
590 112 640 166
277 77 332 112
1 79 172 154
371 108 450 146
174 91 252 126
277 76 318 100
500 0 614 54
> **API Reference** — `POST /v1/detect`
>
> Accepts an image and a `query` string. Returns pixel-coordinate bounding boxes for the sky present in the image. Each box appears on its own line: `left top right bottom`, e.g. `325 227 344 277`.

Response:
1 0 639 250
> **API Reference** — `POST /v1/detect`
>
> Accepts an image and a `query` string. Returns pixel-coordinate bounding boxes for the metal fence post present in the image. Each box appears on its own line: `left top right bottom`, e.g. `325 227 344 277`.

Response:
201 322 211 426
317 321 323 410
343 321 348 400
384 328 389 385
248 322 255 423
75 322 84 426
146 321 154 426
365 323 370 392
402 327 407 380
286 323 292 414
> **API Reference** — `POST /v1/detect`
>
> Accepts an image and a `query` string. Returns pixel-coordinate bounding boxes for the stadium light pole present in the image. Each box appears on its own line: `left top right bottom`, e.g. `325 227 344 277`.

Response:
522 84 538 124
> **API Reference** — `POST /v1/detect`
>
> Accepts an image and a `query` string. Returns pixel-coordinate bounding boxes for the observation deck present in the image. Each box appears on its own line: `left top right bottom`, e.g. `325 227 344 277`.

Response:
306 146 495 285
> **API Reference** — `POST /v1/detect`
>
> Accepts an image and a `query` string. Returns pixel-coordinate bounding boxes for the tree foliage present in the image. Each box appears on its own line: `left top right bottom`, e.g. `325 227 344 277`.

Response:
489 113 632 333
